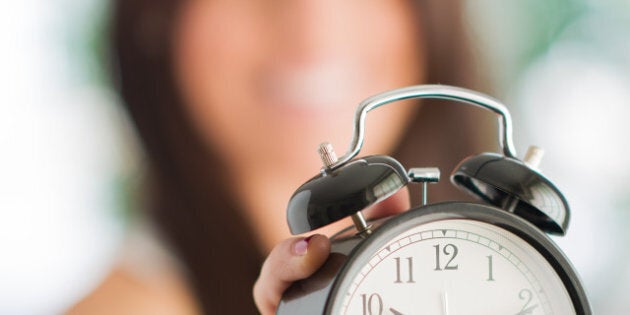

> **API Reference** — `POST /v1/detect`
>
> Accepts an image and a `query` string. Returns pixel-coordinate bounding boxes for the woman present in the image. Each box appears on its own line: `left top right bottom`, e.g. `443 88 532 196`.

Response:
71 1 493 314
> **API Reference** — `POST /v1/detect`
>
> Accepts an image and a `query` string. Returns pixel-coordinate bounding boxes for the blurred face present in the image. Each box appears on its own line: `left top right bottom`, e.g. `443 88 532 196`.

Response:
175 0 424 174
174 0 424 243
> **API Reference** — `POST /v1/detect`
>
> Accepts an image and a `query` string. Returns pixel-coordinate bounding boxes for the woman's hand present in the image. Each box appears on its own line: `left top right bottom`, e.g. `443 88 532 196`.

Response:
253 189 410 314
253 234 331 315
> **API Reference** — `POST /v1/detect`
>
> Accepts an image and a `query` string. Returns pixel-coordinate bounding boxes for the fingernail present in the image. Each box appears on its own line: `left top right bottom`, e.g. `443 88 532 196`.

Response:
293 235 314 256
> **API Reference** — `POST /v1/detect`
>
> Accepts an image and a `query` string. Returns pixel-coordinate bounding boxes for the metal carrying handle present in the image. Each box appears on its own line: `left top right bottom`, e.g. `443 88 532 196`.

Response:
326 85 517 170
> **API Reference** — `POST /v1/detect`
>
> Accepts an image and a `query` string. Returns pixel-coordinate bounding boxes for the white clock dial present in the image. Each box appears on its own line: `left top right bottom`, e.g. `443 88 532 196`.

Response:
333 219 575 315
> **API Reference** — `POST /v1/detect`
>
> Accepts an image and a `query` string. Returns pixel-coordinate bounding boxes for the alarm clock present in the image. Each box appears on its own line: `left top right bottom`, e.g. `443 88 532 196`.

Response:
277 85 591 314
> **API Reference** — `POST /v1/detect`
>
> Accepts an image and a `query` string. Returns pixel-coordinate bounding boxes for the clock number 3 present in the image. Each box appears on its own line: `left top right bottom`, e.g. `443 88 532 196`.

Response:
434 244 459 271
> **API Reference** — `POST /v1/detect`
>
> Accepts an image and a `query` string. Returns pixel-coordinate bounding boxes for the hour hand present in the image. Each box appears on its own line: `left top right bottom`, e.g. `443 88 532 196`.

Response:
389 307 404 315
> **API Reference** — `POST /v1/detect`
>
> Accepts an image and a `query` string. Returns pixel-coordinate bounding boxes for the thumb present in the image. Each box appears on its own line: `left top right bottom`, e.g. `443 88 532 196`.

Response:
253 234 330 315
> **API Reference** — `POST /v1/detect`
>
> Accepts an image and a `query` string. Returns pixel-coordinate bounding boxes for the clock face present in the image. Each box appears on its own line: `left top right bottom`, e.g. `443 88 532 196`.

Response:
330 219 575 315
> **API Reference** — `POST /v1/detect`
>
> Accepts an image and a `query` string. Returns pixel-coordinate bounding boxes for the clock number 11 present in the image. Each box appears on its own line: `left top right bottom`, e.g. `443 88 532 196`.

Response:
394 257 415 283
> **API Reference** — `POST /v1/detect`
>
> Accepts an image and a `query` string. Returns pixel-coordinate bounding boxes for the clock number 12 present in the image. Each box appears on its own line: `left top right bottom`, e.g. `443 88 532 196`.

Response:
434 244 459 271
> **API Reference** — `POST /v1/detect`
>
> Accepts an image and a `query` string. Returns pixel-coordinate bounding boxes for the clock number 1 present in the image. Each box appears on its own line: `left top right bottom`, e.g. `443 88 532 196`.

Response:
434 244 459 271
394 257 415 283
487 255 495 281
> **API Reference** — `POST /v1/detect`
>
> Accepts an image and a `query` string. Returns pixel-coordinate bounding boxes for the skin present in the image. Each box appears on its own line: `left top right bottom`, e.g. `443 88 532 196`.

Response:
175 0 423 250
252 191 411 314
72 1 425 314
173 1 425 314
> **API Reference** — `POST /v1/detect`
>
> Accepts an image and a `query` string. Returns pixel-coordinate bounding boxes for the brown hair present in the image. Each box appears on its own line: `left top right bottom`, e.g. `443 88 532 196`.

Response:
111 1 493 313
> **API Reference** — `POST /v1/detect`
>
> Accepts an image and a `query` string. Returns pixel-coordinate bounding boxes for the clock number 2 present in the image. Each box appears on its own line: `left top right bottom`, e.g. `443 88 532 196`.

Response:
516 289 539 315
434 244 459 271
360 293 383 315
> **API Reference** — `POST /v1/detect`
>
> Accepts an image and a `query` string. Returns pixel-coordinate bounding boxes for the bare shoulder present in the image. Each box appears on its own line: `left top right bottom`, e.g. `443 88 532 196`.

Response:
66 264 200 315
67 222 201 315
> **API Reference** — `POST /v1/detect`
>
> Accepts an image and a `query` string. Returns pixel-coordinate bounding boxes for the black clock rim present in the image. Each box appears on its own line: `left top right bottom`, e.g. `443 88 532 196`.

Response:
324 202 592 315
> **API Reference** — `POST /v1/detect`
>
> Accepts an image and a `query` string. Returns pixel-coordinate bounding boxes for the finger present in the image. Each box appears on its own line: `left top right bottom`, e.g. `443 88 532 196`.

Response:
253 234 331 315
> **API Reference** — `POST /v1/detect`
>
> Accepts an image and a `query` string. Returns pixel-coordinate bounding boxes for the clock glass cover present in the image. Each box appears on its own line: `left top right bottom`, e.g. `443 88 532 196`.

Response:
332 219 575 315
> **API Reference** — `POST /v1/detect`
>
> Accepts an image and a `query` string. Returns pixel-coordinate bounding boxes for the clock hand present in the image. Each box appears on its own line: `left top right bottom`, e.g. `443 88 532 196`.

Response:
441 290 450 315
389 307 404 315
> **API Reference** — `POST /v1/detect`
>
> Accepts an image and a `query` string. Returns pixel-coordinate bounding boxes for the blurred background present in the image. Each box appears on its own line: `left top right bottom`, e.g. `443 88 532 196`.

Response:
1 0 629 313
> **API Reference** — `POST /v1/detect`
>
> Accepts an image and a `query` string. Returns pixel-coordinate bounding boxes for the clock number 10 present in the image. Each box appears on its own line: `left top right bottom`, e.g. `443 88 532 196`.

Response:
434 244 459 271
360 293 383 315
